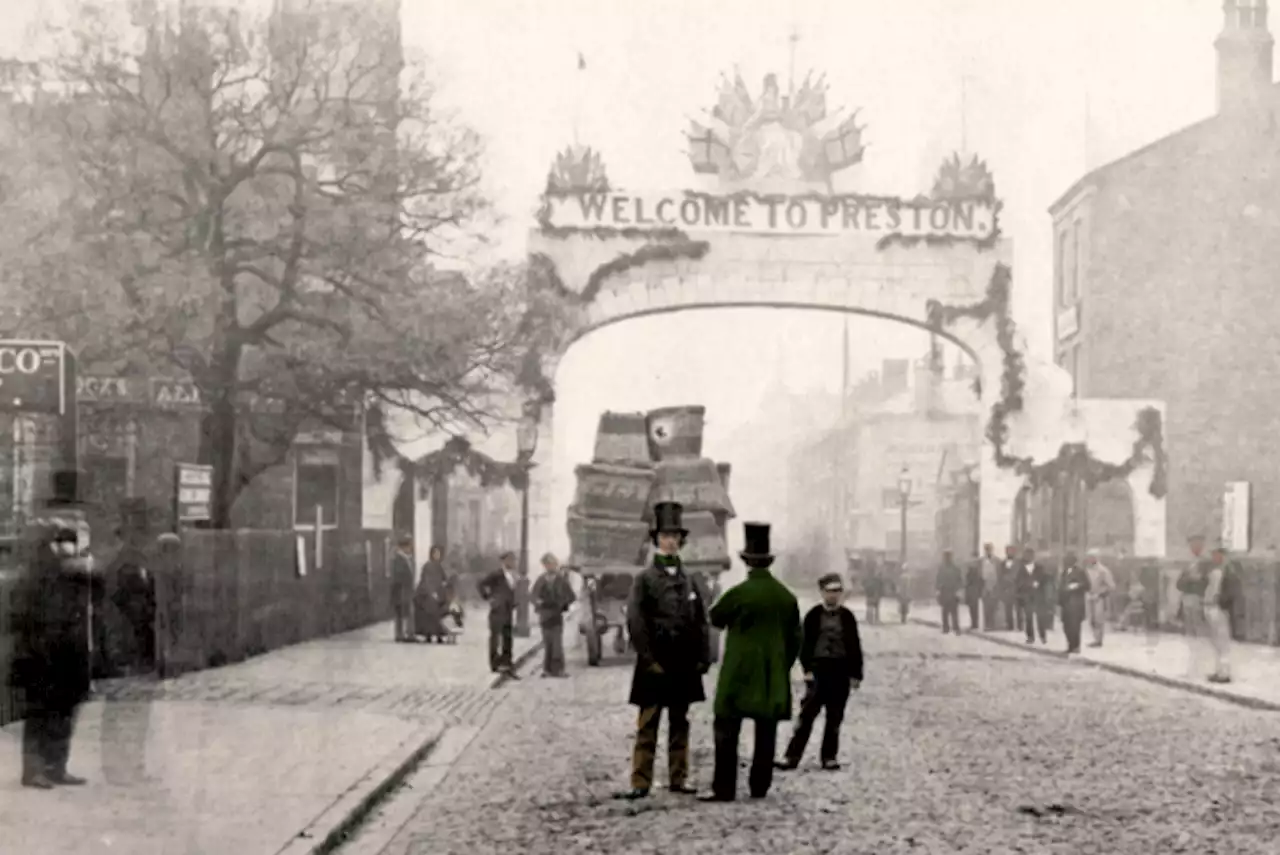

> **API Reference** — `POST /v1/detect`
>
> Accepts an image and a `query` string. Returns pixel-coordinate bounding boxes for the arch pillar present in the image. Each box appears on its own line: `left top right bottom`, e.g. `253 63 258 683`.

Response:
527 400 557 570
979 446 1025 552
1127 462 1167 558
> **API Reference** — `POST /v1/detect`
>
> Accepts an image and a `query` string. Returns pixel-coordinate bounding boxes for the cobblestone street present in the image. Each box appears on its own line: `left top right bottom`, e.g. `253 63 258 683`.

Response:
372 621 1280 855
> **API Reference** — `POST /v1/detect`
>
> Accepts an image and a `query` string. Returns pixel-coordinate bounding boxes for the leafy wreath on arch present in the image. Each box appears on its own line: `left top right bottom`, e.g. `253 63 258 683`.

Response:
925 263 1168 499
364 405 531 493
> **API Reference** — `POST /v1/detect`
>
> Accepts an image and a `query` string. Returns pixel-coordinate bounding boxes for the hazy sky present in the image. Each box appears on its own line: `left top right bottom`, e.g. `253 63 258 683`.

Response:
0 0 1227 541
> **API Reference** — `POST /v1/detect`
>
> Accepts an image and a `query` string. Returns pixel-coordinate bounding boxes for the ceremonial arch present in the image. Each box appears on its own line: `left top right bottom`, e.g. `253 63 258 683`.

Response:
518 70 1169 566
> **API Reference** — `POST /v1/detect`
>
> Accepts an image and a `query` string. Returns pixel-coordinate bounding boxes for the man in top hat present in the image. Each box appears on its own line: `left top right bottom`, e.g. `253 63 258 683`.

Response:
615 501 712 801
699 522 801 802
10 471 99 788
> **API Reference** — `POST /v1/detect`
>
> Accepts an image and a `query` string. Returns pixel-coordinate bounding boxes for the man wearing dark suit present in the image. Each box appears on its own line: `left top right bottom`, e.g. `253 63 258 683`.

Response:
390 535 415 642
479 551 519 676
615 502 711 801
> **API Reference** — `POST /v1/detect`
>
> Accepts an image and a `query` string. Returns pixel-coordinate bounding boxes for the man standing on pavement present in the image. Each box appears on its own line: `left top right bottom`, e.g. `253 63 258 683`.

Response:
701 522 801 802
978 543 1000 630
1057 552 1091 655
1202 545 1234 684
531 552 575 678
1016 547 1047 645
1000 545 1021 633
1084 549 1116 648
11 473 99 789
615 502 711 801
935 550 962 634
776 573 862 773
390 534 415 643
478 551 520 678
1177 534 1211 678
963 553 985 632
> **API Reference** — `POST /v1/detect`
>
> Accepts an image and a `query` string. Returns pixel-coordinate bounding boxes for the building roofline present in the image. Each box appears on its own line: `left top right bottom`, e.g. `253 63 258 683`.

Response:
1047 113 1218 217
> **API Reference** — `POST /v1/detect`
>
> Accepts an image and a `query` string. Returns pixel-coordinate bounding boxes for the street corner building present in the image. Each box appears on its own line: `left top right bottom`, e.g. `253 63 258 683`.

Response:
1049 0 1280 556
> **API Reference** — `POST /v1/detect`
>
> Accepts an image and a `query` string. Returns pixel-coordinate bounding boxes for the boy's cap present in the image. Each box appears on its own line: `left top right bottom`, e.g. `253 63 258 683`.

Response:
818 573 844 590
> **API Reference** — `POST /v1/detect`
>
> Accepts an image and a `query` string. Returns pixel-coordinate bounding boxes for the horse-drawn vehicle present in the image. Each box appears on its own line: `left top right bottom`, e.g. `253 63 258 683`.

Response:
566 406 736 667
577 567 636 666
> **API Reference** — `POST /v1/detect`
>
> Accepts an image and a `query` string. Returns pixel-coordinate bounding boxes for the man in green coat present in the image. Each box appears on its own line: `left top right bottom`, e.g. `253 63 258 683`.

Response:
699 522 801 803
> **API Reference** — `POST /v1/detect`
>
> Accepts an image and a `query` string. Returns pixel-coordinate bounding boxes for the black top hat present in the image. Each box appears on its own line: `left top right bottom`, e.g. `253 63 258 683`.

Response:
740 521 773 564
650 501 687 536
41 470 92 510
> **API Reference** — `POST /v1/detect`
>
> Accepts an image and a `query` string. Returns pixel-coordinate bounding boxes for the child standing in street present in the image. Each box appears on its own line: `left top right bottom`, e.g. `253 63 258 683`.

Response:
775 574 863 771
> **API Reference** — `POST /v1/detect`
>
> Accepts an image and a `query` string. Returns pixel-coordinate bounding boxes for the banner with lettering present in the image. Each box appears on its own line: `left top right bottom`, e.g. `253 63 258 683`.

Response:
541 191 999 243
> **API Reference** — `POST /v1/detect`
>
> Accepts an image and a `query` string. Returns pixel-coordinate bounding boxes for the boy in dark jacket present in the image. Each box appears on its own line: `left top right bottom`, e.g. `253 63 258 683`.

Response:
775 573 863 772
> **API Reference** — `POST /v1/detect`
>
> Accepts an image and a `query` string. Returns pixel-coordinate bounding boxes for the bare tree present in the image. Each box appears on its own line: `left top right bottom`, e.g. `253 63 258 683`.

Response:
0 1 550 527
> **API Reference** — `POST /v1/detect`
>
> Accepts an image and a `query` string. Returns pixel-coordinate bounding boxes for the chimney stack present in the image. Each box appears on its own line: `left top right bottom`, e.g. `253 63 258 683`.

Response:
1216 0 1275 119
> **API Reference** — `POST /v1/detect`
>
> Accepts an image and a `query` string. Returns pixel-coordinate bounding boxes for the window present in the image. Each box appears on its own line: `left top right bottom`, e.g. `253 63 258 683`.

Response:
1055 230 1069 308
295 448 340 529
1071 218 1084 302
1069 345 1082 398
1062 228 1078 305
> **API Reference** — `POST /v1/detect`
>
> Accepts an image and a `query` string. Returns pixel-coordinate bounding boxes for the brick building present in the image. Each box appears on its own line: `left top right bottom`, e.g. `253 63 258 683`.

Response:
1049 0 1280 555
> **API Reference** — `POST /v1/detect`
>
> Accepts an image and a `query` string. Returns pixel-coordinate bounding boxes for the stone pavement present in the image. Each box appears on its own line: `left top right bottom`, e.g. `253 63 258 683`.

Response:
0 606 540 855
901 599 1280 711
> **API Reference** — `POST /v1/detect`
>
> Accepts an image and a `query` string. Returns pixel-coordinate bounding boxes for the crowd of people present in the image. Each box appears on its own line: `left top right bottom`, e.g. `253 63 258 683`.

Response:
852 535 1242 683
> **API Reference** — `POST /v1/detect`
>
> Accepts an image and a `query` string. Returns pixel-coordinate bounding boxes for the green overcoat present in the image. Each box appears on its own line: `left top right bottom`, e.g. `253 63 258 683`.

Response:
709 567 802 721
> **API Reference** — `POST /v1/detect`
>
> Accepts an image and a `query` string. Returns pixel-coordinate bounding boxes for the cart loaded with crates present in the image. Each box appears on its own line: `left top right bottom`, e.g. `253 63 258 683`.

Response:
566 405 736 666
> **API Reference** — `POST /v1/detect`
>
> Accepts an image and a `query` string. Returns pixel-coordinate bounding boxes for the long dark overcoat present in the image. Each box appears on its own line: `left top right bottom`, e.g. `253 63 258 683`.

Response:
709 567 802 721
626 561 711 709
10 542 98 711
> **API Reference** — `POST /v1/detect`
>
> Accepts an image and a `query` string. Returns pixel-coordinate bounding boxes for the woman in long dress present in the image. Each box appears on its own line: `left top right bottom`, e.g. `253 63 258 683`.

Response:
413 546 455 642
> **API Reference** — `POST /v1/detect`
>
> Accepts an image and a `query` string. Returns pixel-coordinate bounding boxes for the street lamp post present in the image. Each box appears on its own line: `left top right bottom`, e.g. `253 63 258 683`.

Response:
965 467 980 558
514 408 539 638
897 466 912 570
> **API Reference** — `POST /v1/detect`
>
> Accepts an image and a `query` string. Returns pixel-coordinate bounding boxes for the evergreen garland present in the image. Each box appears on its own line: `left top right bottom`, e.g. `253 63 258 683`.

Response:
925 264 1168 499
363 404 529 493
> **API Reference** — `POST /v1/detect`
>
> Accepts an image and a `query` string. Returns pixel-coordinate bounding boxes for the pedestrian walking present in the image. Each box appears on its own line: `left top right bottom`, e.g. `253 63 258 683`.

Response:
977 543 1000 630
390 534 415 643
11 472 99 789
963 554 984 631
935 550 962 634
1057 553 1091 654
479 551 520 677
1000 545 1021 632
700 522 800 802
862 562 883 625
1177 534 1212 678
531 552 576 677
1016 547 1046 644
615 502 711 801
1203 546 1234 684
776 573 863 773
1084 549 1116 648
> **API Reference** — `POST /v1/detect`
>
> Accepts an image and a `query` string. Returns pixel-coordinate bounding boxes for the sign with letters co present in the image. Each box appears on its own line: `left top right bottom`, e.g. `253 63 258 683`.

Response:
0 340 68 415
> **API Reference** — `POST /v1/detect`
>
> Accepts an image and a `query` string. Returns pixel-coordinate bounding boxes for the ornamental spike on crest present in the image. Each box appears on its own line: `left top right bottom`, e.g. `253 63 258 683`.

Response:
931 152 996 203
545 144 611 194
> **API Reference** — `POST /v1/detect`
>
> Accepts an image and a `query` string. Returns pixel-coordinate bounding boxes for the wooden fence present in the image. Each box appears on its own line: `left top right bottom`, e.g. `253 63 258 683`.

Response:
1 528 396 724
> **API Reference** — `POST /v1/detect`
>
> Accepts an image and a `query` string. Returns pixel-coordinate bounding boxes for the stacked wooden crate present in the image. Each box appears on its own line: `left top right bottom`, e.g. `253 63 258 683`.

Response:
566 406 734 580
